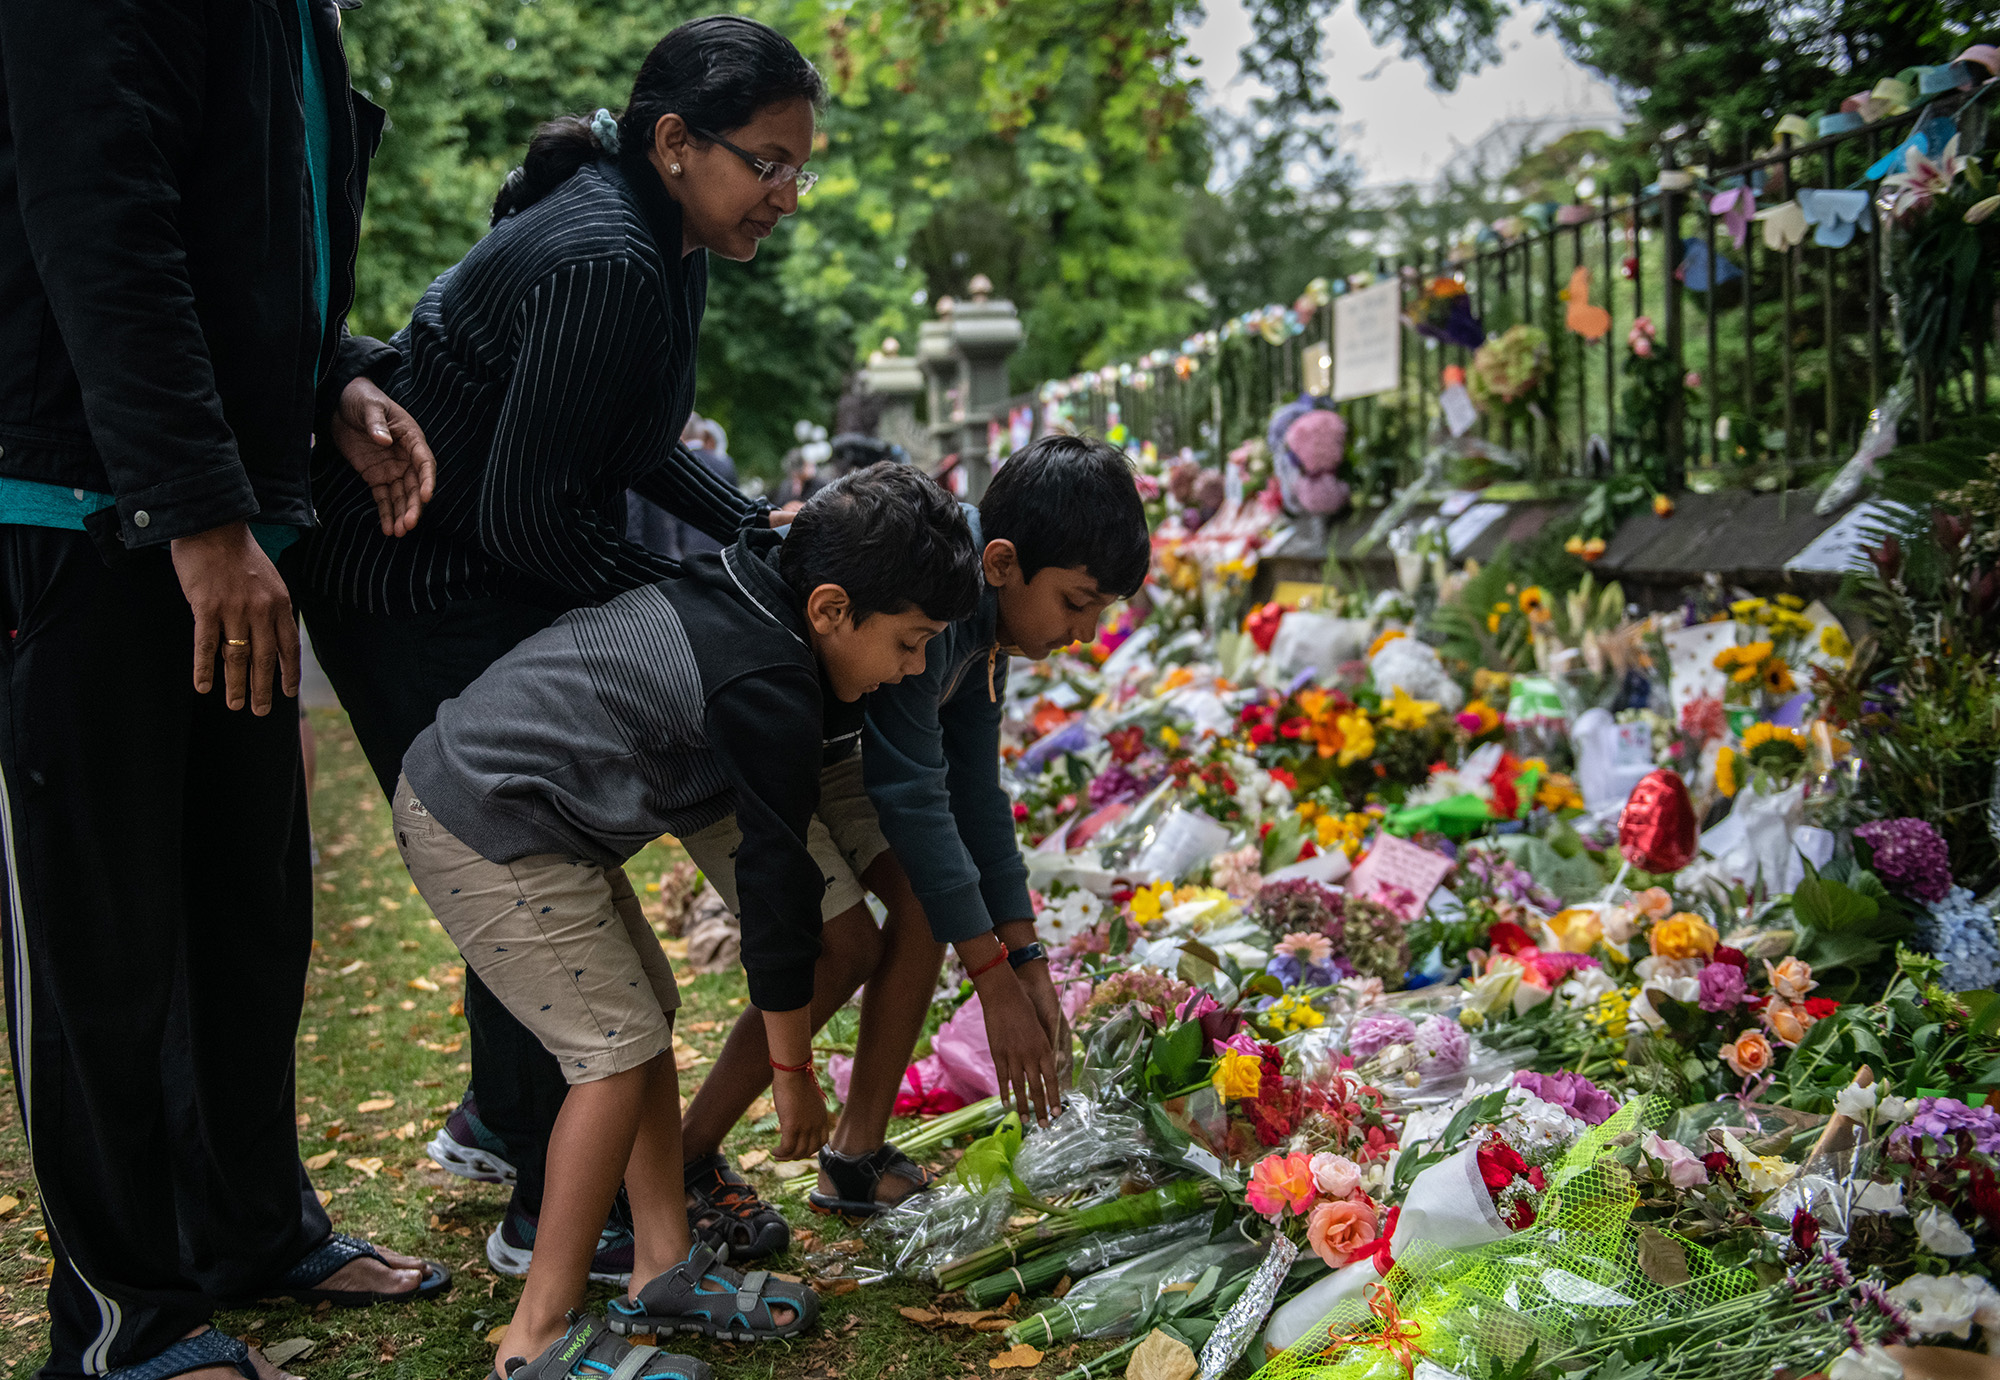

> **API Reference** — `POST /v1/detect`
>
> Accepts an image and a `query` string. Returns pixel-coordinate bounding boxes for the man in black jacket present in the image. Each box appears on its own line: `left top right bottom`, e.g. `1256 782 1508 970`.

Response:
0 5 447 1380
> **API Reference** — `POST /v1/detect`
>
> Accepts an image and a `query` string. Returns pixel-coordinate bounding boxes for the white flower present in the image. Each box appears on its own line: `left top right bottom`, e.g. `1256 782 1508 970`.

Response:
1338 975 1386 1008
1635 955 1704 983
1917 1206 1978 1257
1879 1094 1913 1124
1835 1078 1878 1120
1888 1271 2000 1338
1501 1088 1588 1154
1853 1180 1907 1217
1036 889 1103 949
1629 975 1701 1031
1600 905 1639 946
1558 966 1618 1010
1460 966 1522 1017
1828 1345 1904 1380
1720 1130 1796 1195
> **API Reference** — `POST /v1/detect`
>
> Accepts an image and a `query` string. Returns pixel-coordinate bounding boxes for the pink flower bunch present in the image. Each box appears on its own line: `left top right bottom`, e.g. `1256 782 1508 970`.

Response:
1245 1148 1383 1269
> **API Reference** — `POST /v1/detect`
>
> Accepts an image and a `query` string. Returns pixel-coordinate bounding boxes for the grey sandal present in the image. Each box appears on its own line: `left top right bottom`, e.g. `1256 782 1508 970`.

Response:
605 1244 819 1342
493 1313 711 1380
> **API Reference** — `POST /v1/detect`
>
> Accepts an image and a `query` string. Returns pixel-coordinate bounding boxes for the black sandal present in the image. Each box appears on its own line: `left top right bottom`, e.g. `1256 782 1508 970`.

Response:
605 1244 819 1343
106 1329 259 1380
495 1312 711 1380
264 1231 452 1307
806 1143 936 1219
684 1151 789 1262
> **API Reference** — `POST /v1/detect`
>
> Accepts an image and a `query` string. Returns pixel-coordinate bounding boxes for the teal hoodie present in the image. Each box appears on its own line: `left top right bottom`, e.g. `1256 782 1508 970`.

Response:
861 508 1033 943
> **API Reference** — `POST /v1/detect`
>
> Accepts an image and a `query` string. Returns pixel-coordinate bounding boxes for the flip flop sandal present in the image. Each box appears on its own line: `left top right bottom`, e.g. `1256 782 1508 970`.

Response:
265 1231 453 1307
605 1244 819 1343
806 1143 936 1219
106 1328 260 1380
492 1312 711 1380
684 1151 790 1262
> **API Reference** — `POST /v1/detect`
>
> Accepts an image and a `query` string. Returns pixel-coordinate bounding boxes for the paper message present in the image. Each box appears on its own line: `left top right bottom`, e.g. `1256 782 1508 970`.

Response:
1445 502 1508 556
1661 620 1736 717
1347 834 1454 921
1440 383 1479 437
1333 281 1403 401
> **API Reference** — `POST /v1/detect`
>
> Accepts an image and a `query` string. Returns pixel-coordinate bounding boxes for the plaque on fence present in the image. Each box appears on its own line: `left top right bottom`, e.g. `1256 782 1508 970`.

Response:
1332 280 1402 401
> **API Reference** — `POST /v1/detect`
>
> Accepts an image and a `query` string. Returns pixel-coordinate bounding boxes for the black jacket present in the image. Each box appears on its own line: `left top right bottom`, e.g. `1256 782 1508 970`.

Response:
0 0 390 550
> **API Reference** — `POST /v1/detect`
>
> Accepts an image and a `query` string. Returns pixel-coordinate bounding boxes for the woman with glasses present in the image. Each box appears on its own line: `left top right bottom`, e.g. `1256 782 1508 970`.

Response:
292 16 824 1346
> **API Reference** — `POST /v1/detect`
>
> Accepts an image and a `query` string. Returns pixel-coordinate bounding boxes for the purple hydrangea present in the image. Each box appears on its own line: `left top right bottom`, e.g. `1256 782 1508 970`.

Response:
1696 960 1748 1013
1855 817 1953 904
1265 952 1356 988
1513 1069 1619 1126
1413 1013 1469 1072
1893 1096 2000 1156
1088 764 1147 809
1347 1011 1418 1061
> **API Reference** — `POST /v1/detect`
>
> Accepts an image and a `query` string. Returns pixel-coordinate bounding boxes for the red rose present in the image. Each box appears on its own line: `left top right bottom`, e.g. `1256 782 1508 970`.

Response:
1790 1208 1820 1251
1702 1151 1739 1186
1013 802 1030 821
1504 1199 1537 1229
1250 723 1276 746
1711 946 1748 970
1801 997 1838 1020
1477 1138 1528 1190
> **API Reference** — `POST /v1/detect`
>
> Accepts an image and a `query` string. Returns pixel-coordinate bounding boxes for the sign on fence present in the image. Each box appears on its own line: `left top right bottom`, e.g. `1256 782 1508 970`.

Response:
1332 280 1402 402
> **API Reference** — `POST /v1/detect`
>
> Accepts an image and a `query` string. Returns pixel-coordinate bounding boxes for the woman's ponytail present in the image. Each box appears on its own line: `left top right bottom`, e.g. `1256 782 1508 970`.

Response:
490 115 613 226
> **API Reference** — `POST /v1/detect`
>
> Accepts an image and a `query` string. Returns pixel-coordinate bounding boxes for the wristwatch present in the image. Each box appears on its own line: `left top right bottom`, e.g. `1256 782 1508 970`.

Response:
1006 941 1048 969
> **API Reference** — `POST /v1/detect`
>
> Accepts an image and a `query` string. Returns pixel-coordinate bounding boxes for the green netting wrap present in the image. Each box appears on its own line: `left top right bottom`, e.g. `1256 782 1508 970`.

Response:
1251 1098 1764 1380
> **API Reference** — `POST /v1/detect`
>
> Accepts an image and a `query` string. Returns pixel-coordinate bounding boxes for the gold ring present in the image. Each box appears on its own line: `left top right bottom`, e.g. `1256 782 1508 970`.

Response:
225 638 250 647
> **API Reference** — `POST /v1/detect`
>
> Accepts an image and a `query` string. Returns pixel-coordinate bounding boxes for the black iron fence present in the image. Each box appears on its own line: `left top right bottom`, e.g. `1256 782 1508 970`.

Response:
1030 85 1994 496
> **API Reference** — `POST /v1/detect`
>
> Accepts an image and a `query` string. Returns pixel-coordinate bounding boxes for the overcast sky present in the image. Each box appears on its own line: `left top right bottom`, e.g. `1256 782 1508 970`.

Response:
1183 0 1625 187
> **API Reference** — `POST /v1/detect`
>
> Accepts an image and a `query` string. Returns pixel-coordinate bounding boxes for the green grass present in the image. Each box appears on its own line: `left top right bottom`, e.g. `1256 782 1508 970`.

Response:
0 710 1105 1380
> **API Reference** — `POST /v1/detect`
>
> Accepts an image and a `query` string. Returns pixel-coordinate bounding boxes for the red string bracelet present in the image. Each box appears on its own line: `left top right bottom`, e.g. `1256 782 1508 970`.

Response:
968 942 1011 981
769 1056 813 1074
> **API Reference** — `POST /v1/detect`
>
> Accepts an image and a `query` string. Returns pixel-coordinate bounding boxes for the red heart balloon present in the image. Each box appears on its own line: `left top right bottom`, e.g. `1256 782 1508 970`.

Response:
1618 768 1698 874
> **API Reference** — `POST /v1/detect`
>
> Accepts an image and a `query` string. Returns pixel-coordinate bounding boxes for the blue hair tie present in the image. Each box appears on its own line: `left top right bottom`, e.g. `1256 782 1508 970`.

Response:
591 108 621 155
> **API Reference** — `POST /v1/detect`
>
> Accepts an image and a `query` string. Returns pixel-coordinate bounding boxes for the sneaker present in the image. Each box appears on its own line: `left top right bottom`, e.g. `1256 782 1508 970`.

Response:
425 1089 518 1185
486 1194 635 1287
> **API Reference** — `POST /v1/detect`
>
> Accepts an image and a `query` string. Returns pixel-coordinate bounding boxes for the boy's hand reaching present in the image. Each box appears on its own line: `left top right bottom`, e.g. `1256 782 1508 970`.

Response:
771 1068 831 1160
997 920 1073 1083
965 939 1060 1127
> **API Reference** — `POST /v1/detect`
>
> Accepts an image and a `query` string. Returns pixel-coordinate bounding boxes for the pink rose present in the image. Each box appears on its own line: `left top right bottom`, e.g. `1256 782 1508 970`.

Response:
1641 1131 1710 1190
1309 1152 1362 1200
1306 1196 1380 1268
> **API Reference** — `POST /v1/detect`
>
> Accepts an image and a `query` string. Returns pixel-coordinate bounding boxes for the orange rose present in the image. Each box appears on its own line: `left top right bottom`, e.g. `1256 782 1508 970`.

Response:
1763 999 1810 1047
1764 957 1817 1004
1547 907 1603 954
1649 912 1719 960
1722 1029 1774 1078
1633 887 1674 919
1306 1195 1380 1269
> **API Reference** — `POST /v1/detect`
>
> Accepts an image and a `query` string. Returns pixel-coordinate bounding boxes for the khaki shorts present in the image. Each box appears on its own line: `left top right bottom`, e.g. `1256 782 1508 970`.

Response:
392 774 680 1085
679 751 889 921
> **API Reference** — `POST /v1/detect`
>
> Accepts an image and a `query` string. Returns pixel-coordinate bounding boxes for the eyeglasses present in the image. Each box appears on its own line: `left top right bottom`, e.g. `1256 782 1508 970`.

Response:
693 129 818 195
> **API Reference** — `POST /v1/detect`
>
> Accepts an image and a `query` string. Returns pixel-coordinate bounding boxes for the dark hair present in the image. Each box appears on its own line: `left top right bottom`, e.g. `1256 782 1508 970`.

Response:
780 463 981 626
979 434 1150 598
491 16 826 225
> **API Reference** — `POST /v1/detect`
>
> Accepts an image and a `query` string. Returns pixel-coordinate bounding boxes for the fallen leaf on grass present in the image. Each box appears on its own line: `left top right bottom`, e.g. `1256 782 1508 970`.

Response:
989 1344 1042 1370
407 977 439 992
344 1157 384 1179
0 1194 18 1217
811 1277 859 1295
738 1149 770 1172
392 1122 418 1141
899 1307 942 1325
770 1159 814 1177
1053 1275 1072 1299
304 1150 338 1171
357 1096 396 1113
314 1189 332 1207
943 1311 1011 1332
261 1339 316 1368
485 1326 508 1344
1126 1329 1197 1380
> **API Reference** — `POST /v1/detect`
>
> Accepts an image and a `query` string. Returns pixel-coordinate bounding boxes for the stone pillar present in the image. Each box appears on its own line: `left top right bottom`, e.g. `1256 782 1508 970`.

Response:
860 336 931 465
916 300 961 464
945 276 1024 500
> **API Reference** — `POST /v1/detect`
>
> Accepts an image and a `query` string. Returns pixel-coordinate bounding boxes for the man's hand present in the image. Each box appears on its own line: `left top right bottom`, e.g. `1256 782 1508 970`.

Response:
333 377 435 537
170 522 300 715
970 949 1059 1127
770 1068 832 1160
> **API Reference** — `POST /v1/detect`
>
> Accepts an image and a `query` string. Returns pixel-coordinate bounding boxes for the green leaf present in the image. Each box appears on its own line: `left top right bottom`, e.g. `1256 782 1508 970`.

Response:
1792 874 1879 932
1148 1020 1206 1091
1244 973 1285 1000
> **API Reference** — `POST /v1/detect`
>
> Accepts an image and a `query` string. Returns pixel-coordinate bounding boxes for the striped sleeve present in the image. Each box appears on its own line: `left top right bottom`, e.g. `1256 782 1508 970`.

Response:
475 257 684 598
629 442 768 547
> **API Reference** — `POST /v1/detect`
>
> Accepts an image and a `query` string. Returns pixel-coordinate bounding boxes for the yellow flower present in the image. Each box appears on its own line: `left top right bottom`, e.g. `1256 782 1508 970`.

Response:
1461 699 1502 735
1741 723 1809 775
1211 1050 1264 1100
1334 709 1376 767
1535 772 1584 812
1518 586 1552 625
1127 881 1173 924
1382 686 1440 732
1365 628 1407 660
1264 995 1324 1033
1471 668 1512 701
1564 535 1586 555
1715 745 1738 798
1819 624 1852 660
1585 987 1631 1039
1547 906 1603 953
1649 912 1719 960
1775 594 1804 610
1730 597 1768 617
1159 725 1181 750
1761 658 1796 696
1295 801 1322 821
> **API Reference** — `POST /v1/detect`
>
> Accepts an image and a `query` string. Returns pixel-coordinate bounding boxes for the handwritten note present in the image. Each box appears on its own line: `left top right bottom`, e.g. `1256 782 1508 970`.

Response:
1347 833 1455 922
1333 280 1403 402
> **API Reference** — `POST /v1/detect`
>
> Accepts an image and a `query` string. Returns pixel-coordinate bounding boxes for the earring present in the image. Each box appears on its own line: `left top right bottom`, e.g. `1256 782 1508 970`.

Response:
670 163 682 176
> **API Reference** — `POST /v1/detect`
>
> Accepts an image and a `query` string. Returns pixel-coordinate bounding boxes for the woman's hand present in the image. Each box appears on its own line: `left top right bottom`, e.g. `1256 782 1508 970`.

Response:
333 377 436 537
770 1068 831 1160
